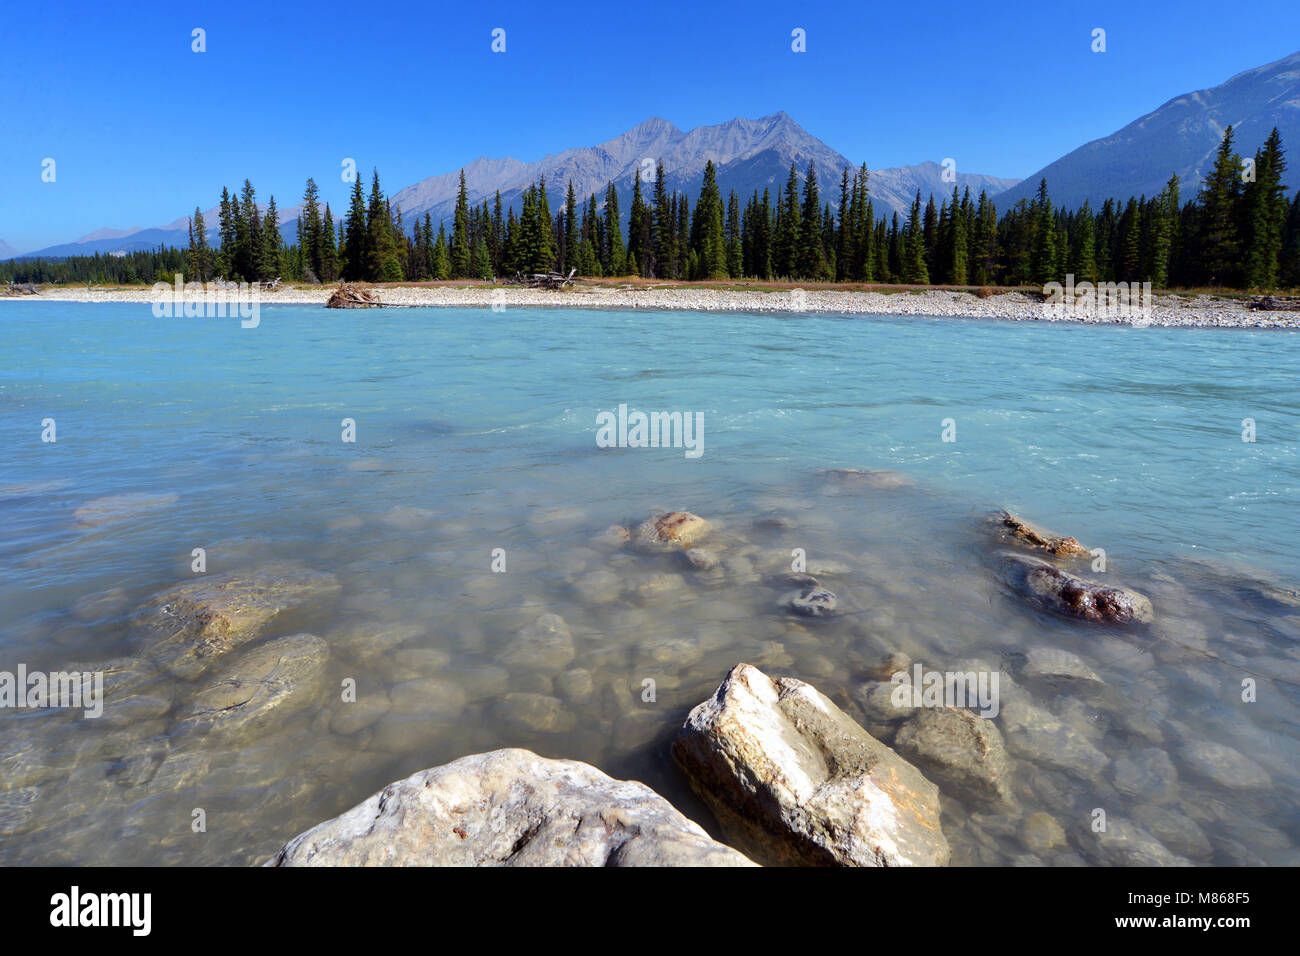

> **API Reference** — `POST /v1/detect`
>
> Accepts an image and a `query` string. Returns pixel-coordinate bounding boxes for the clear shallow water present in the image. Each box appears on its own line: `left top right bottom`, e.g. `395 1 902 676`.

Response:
1 302 1298 865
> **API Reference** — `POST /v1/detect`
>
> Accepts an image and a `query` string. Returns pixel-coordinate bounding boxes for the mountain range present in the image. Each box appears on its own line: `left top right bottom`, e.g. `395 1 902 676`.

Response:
997 50 1300 209
388 113 1018 235
4 49 1297 262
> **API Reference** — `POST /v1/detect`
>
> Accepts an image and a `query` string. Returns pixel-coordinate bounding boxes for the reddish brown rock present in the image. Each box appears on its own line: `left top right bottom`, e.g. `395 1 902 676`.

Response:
1000 553 1153 624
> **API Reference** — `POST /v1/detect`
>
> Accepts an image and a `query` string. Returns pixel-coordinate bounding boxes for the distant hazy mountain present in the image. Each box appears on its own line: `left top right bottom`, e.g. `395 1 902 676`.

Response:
9 204 302 262
0 239 22 260
391 112 1017 230
996 50 1300 210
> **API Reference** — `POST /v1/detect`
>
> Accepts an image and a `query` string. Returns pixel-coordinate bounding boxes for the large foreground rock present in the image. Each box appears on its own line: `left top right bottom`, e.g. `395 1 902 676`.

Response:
672 663 950 867
135 565 340 678
270 749 755 867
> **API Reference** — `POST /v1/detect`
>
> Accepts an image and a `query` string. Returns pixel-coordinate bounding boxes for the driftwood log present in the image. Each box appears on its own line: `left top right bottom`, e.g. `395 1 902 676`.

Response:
508 268 577 290
326 283 381 308
3 281 38 296
1248 295 1300 312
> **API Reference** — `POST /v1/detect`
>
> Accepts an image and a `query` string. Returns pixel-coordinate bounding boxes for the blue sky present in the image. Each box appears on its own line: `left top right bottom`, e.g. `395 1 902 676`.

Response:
1 0 1297 250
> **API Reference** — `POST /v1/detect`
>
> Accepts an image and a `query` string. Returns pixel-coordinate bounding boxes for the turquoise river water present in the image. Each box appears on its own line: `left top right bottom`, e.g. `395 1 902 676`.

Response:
1 302 1297 865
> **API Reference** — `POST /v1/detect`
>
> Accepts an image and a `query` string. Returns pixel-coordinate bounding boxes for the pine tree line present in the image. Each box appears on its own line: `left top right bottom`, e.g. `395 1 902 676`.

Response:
10 128 1297 290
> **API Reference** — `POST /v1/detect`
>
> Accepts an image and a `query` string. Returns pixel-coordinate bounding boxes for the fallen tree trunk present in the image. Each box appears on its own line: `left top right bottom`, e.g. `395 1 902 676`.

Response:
508 268 578 290
1248 295 1300 312
326 283 381 308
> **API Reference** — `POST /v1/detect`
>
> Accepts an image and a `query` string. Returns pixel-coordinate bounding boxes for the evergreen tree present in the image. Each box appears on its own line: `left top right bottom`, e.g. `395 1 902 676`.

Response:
319 205 338 282
797 162 830 279
343 176 368 281
1149 175 1180 288
366 170 397 281
970 191 996 286
603 182 627 275
1030 180 1058 285
902 193 929 284
628 173 650 277
562 181 579 274
689 160 728 278
1071 201 1097 284
1281 191 1300 286
431 223 450 279
535 177 557 271
922 195 939 280
490 192 505 276
216 187 236 277
187 206 211 281
1242 127 1288 288
773 162 801 277
652 162 673 278
1198 125 1244 286
258 195 281 281
947 186 968 285
725 190 742 279
299 178 322 281
1118 198 1141 283
450 170 472 278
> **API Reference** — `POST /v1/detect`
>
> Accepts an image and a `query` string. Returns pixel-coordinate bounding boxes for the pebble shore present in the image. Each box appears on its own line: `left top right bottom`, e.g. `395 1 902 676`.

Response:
6 284 1299 328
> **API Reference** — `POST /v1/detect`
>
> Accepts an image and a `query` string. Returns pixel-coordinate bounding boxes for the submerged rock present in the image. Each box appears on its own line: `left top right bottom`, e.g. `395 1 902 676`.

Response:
1113 747 1179 801
270 748 755 867
854 680 919 723
386 677 468 717
136 566 341 678
999 690 1110 779
999 553 1153 625
1021 812 1067 853
554 668 594 701
1092 818 1192 866
679 547 721 571
819 468 914 490
589 524 631 550
864 651 912 683
894 707 1014 807
0 786 40 836
495 693 576 734
1021 647 1102 684
175 633 328 734
1133 805 1212 860
498 613 576 672
73 492 180 527
570 569 622 605
329 693 391 735
672 663 950 867
631 511 712 552
783 585 838 618
994 511 1088 558
1177 738 1272 790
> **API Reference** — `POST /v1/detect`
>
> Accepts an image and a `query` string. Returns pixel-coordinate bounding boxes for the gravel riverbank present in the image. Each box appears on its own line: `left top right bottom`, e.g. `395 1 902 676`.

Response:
4 283 1299 328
